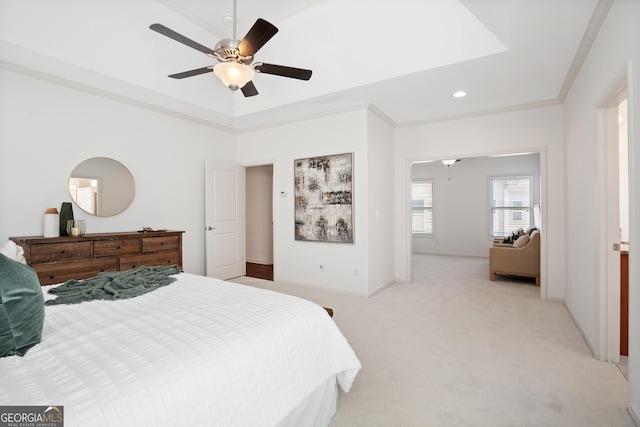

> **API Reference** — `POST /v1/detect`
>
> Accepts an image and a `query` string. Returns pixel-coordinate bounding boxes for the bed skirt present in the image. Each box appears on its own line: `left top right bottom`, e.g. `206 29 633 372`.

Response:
277 375 338 427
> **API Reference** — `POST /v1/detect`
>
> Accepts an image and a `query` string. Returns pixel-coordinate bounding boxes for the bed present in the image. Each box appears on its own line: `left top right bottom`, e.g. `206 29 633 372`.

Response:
0 270 361 426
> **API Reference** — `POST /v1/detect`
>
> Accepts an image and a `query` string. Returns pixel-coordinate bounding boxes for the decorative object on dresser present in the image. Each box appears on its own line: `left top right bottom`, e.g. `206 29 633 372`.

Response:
43 207 59 238
66 219 86 237
59 202 74 236
10 231 184 285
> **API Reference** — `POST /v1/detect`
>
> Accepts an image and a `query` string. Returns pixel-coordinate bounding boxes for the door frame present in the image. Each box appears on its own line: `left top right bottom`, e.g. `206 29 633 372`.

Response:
403 149 548 300
242 160 277 280
595 64 629 362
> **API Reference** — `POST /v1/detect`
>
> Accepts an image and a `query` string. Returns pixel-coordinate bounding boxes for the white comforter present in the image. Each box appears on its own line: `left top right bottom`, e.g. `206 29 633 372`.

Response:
0 273 361 426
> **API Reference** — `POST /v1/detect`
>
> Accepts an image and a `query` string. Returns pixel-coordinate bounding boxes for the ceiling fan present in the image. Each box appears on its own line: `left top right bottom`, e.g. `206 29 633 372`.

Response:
149 3 312 98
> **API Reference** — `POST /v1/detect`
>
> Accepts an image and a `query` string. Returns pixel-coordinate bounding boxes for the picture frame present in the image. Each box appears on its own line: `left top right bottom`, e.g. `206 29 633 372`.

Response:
294 152 354 243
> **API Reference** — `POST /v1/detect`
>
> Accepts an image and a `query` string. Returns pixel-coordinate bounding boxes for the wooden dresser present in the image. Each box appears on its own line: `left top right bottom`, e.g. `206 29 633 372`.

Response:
10 231 184 285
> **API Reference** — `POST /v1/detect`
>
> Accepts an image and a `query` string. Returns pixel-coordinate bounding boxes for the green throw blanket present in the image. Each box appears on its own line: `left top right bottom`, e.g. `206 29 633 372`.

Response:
46 265 181 305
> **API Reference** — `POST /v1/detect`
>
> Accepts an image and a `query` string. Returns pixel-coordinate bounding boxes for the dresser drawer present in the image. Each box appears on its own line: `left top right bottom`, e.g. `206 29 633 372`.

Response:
142 235 180 253
120 251 181 271
94 239 140 257
35 258 118 285
10 231 184 285
30 241 92 263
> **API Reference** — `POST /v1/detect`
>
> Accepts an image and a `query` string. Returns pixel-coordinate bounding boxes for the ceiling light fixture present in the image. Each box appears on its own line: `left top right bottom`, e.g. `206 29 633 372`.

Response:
453 90 467 98
213 62 255 90
442 159 460 167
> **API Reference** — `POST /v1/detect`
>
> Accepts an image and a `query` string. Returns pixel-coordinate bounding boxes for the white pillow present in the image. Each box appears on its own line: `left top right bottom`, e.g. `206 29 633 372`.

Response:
0 240 27 264
513 234 530 248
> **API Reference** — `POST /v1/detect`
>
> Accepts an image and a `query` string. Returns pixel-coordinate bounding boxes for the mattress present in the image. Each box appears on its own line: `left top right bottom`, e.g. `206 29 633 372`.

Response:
0 273 361 426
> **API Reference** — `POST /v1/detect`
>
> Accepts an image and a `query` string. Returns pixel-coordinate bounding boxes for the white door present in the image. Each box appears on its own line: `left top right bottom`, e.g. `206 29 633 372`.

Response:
205 161 245 280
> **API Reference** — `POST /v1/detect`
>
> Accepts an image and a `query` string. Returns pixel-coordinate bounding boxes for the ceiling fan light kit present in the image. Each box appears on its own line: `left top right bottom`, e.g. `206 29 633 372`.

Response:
214 62 255 90
149 5 312 98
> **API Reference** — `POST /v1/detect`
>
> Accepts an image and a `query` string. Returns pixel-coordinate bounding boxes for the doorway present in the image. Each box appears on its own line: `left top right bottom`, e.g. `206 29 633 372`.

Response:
405 150 547 299
245 164 274 281
596 69 629 363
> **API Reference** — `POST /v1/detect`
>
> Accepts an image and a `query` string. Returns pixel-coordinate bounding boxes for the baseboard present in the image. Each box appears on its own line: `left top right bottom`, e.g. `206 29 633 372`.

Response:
273 278 396 298
276 279 368 297
564 300 598 359
246 259 272 265
368 280 395 297
630 402 640 427
413 251 488 259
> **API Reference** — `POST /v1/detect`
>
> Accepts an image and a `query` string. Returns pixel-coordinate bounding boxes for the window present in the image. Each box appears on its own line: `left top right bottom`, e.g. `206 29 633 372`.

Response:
490 176 532 237
412 181 433 234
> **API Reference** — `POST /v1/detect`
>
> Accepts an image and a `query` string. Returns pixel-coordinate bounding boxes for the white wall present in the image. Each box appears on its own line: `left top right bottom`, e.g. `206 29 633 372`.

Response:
366 111 396 294
562 0 640 421
412 154 540 257
245 165 273 265
394 105 565 299
238 108 396 296
0 68 236 275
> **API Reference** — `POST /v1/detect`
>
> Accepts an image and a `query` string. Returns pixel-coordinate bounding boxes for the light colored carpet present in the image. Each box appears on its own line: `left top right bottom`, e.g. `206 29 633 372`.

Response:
230 254 634 426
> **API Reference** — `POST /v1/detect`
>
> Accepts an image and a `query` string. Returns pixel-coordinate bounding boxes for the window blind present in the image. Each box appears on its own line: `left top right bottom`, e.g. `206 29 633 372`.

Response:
490 176 532 237
412 181 433 234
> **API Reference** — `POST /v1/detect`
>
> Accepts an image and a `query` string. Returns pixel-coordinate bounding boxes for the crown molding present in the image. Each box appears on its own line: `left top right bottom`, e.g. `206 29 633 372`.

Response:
557 0 614 102
396 99 561 129
0 60 235 134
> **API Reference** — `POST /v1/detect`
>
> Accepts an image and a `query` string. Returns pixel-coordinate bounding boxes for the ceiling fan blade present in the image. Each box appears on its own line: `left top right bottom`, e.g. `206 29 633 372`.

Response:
255 63 312 81
241 81 259 97
168 67 213 79
150 23 216 55
237 19 278 57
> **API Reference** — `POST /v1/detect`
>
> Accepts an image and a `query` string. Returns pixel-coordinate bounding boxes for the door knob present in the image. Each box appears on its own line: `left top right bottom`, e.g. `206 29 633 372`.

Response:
207 226 216 231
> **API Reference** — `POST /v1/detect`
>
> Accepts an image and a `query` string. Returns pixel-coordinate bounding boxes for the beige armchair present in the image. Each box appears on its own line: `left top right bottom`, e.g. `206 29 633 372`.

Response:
489 230 540 286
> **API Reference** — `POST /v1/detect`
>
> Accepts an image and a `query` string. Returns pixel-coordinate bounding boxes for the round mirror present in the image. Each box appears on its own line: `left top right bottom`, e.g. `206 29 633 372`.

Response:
68 157 135 217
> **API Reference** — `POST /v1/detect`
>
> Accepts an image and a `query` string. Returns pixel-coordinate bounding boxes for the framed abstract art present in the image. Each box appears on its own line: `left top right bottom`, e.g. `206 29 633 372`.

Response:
294 153 354 243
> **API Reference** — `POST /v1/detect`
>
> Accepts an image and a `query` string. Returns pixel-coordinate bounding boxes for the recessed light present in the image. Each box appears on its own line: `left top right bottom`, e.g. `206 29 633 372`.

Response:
453 90 467 98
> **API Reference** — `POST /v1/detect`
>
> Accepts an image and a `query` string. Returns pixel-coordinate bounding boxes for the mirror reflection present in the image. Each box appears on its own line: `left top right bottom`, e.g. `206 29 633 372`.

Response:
68 157 135 217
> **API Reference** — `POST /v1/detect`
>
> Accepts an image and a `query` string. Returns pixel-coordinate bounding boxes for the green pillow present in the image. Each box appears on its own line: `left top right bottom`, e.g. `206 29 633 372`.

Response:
0 253 45 357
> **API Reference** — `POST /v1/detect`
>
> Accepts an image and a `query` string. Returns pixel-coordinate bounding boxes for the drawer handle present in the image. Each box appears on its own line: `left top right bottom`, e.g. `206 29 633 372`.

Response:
60 250 65 254
160 242 165 245
117 246 121 250
49 275 54 279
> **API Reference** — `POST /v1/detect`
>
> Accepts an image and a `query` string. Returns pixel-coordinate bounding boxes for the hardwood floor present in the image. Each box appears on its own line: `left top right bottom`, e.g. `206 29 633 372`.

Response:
246 262 274 281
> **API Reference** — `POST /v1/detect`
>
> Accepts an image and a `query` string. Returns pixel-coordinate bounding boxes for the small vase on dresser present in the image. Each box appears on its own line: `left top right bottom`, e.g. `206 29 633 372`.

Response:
59 202 74 236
